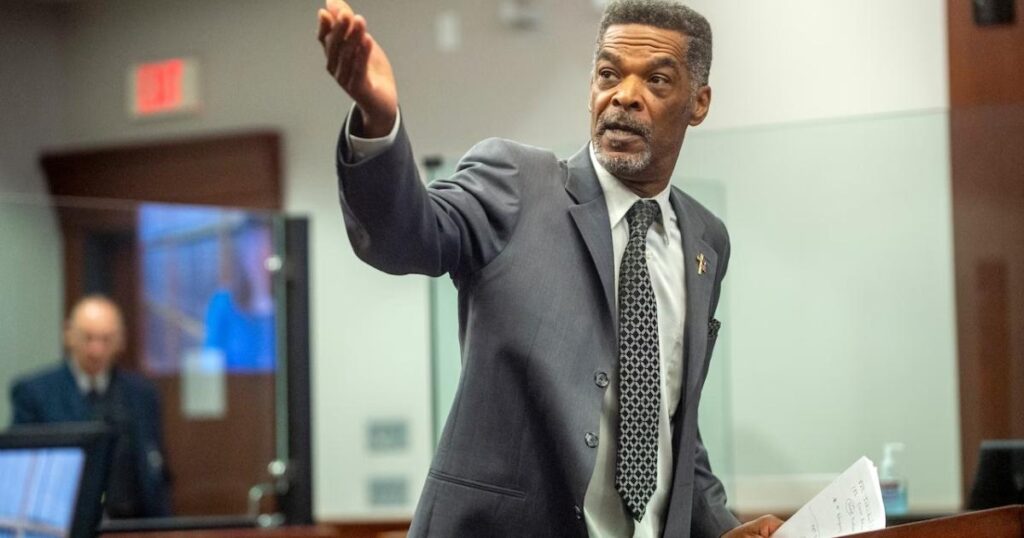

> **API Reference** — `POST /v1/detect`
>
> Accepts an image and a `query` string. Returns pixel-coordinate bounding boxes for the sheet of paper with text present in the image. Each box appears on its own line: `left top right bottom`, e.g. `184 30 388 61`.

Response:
774 456 886 538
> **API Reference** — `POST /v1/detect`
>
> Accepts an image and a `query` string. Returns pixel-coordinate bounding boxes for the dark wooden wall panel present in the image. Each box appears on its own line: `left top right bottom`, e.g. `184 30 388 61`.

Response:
950 104 1024 497
155 374 277 515
948 0 1024 497
949 0 1024 107
42 131 281 209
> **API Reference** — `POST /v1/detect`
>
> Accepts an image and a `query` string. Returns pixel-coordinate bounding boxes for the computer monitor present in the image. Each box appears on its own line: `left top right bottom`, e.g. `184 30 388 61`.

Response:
968 439 1024 510
0 423 114 538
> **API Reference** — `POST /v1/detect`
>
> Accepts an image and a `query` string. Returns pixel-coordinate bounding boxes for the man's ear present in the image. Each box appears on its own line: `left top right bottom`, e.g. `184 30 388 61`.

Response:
688 85 712 126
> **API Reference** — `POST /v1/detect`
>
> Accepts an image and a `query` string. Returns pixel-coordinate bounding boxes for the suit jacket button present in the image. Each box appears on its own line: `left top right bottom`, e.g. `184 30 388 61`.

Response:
574 504 583 520
584 432 598 448
594 372 609 388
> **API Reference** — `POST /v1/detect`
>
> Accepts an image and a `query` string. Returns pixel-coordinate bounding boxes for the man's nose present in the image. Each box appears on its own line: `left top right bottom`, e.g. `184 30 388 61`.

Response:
611 77 643 111
86 340 109 355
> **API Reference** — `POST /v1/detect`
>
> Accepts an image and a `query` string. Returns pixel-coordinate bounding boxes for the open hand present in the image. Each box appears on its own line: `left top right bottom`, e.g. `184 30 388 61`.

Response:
317 0 398 137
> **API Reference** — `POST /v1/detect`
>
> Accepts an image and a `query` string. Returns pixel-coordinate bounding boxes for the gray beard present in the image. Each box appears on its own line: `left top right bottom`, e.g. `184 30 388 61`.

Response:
592 139 652 177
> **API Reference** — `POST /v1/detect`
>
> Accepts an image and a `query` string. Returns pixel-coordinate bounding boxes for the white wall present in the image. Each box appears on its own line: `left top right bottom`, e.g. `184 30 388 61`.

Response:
0 3 68 426
15 0 954 518
689 0 949 129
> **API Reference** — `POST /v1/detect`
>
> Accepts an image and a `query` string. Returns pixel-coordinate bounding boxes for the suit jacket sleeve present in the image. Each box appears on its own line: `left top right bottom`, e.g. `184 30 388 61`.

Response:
691 428 741 537
10 380 41 425
336 110 521 279
691 219 741 538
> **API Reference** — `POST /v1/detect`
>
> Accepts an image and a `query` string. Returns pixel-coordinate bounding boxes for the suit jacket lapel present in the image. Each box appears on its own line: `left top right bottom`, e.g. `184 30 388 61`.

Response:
671 189 719 410
565 145 617 327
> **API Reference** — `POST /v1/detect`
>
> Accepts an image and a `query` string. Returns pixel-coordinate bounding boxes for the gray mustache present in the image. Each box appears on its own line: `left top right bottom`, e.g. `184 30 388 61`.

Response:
597 114 651 139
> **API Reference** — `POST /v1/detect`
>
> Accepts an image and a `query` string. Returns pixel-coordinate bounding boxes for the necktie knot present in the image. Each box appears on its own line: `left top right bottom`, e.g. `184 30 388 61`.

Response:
626 200 661 239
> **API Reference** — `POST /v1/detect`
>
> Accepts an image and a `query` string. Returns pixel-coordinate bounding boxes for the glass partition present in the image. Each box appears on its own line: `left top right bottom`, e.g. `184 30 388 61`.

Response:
429 109 961 514
0 194 306 526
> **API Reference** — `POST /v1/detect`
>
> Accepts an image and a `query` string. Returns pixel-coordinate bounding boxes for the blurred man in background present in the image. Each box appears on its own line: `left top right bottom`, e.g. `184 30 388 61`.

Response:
10 295 171 517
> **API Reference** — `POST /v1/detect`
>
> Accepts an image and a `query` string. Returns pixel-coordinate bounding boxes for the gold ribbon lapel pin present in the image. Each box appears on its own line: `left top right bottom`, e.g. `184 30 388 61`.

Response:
696 253 708 275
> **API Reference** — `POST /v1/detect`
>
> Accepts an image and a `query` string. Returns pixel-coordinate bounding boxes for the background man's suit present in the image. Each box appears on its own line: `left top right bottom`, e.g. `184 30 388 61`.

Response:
11 361 172 517
337 118 738 537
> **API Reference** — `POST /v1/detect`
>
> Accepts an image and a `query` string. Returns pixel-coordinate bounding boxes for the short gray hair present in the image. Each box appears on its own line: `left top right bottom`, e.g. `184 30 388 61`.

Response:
595 0 713 90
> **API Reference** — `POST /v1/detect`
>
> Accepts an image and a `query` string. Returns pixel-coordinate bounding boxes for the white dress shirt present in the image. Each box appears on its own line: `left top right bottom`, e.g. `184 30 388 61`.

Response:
345 106 402 161
67 358 110 395
582 145 686 538
346 112 687 536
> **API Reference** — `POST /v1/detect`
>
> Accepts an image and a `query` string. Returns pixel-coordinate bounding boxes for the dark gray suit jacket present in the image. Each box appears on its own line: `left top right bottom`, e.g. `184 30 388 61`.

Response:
336 117 738 538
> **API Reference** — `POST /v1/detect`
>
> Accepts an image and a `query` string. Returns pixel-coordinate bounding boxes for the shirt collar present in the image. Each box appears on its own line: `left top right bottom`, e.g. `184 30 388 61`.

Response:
589 143 676 241
67 357 110 395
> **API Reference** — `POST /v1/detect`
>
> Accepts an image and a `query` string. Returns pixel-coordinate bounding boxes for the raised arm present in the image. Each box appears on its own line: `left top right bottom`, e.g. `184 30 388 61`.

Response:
318 2 524 280
317 0 398 138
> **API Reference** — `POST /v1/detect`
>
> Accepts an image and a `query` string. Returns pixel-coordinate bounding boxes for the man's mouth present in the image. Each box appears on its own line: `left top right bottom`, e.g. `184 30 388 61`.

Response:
598 117 650 142
603 123 642 136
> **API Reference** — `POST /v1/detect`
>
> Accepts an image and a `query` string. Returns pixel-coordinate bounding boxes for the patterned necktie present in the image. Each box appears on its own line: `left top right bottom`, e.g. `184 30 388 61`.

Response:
616 199 662 521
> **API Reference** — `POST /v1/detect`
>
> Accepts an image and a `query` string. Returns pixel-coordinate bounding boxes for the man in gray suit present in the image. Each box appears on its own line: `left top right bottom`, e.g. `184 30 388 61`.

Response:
318 0 782 536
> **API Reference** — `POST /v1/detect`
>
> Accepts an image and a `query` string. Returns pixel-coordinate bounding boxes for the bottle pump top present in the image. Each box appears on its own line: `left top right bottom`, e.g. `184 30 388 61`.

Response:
881 442 905 476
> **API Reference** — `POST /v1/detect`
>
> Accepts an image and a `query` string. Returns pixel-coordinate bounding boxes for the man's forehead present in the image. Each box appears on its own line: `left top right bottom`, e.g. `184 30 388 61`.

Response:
599 23 689 58
69 300 122 330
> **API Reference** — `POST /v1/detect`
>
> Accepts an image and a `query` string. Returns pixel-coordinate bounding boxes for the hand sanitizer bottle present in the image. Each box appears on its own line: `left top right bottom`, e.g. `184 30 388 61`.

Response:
879 442 908 516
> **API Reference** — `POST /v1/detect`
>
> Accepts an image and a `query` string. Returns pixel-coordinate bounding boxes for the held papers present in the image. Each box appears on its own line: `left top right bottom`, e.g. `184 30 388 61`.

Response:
774 457 886 538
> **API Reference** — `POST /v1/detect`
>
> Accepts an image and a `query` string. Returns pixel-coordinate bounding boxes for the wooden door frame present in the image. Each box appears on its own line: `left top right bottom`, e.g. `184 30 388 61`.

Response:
41 130 287 517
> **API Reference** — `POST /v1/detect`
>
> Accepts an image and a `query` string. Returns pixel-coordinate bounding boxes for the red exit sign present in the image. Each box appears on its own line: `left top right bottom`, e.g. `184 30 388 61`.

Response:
128 57 200 118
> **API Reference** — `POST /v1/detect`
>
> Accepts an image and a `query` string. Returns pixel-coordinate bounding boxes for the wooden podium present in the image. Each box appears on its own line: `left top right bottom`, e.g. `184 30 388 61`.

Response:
852 505 1024 537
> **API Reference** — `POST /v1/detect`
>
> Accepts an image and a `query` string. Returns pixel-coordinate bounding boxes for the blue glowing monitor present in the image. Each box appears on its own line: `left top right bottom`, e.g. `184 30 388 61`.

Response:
138 204 278 374
0 424 113 538
0 447 84 537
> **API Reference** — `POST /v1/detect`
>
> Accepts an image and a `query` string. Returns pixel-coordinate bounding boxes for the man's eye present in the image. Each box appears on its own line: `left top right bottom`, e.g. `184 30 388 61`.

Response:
650 75 669 85
599 69 616 80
